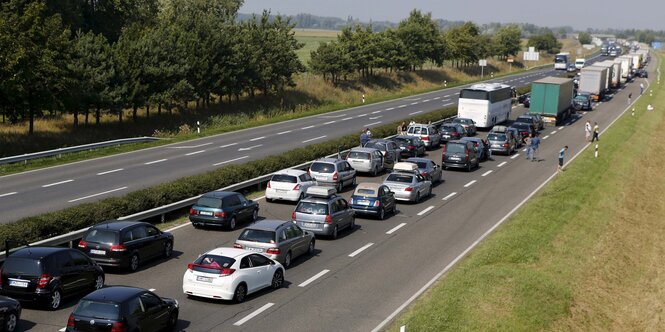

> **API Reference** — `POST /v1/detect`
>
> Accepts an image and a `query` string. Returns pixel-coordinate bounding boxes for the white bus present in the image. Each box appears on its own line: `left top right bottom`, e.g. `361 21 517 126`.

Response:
554 52 570 70
457 83 513 128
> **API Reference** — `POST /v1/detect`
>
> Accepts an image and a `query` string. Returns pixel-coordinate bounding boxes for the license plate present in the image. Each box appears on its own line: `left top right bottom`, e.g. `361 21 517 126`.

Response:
303 222 319 228
449 157 460 161
399 147 405 150
276 189 287 193
90 249 106 255
492 144 501 148
9 280 28 288
358 200 370 205
246 247 263 252
196 276 212 283
199 211 213 216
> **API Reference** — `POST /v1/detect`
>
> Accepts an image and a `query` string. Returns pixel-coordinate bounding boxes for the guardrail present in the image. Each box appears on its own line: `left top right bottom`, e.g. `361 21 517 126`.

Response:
0 137 162 165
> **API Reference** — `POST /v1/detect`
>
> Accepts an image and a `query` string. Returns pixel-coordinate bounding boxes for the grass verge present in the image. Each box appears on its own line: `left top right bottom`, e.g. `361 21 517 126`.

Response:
388 53 664 331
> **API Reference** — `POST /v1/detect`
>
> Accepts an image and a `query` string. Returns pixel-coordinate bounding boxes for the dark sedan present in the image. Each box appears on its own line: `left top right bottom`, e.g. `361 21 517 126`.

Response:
349 183 396 220
0 296 20 332
389 135 426 158
439 124 465 142
189 191 259 230
510 122 536 142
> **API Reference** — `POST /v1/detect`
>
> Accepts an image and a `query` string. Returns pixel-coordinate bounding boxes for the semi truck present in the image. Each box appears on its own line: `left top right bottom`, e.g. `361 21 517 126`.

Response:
628 53 643 69
598 60 622 88
593 61 615 91
579 66 608 102
529 77 574 125
616 55 634 81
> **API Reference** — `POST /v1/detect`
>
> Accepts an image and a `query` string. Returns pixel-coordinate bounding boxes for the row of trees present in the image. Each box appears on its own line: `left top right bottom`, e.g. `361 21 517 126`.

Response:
309 10 522 83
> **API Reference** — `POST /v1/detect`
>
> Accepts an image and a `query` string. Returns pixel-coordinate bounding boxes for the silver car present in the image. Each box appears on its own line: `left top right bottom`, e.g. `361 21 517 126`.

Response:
404 157 443 184
234 219 315 268
293 186 355 239
406 124 441 149
308 158 357 193
345 147 386 176
363 139 401 164
383 163 432 203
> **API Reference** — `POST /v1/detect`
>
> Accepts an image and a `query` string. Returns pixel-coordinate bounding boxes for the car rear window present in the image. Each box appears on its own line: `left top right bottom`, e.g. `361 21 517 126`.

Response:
3 257 43 277
73 300 120 320
363 142 382 150
488 134 506 141
192 254 237 272
196 197 223 209
238 229 275 244
441 126 457 133
446 143 466 153
347 151 370 160
270 174 298 183
511 123 530 130
515 117 533 123
84 229 119 244
296 202 329 215
310 162 335 173
354 189 377 196
386 174 413 183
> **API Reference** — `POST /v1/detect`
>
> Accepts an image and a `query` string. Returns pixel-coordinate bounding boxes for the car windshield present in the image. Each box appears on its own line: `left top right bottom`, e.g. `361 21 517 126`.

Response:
354 188 377 197
406 161 428 169
347 151 370 160
84 229 119 244
488 134 506 141
238 229 276 244
446 143 466 154
386 174 413 183
363 142 383 150
310 162 335 173
73 300 120 320
296 202 329 215
196 197 222 209
3 258 42 277
393 137 414 146
515 117 533 123
270 174 297 183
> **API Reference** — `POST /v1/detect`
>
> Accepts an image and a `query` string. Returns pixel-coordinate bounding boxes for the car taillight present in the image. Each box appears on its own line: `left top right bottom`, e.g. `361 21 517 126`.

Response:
78 240 88 248
465 149 470 161
407 145 415 149
325 215 332 224
503 143 509 148
266 248 280 254
521 131 528 135
189 208 197 215
213 212 226 218
405 187 413 192
233 243 243 249
442 145 447 153
422 136 429 140
37 274 52 289
332 172 338 181
110 244 127 252
422 172 429 177
293 184 300 191
67 315 75 328
452 132 460 137
292 211 296 221
219 268 235 276
373 200 380 207
111 322 128 332
267 181 271 189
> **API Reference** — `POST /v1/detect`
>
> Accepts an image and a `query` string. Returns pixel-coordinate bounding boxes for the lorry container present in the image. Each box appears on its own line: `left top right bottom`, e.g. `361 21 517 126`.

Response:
593 61 615 91
529 77 574 125
579 66 608 101
628 53 643 69
600 60 622 88
616 55 633 81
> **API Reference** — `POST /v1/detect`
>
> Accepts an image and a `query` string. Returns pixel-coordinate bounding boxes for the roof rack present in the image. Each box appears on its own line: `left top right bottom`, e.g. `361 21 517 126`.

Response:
305 186 337 198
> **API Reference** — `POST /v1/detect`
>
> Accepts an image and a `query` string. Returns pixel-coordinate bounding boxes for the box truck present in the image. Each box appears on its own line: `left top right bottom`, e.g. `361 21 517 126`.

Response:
593 61 615 91
529 77 574 125
579 66 608 101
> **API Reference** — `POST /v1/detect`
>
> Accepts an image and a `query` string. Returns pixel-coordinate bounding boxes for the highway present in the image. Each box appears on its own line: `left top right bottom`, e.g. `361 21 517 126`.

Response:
0 57 601 224
17 56 653 332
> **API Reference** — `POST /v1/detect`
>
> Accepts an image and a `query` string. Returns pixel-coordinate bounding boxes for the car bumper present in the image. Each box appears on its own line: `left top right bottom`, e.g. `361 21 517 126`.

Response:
443 161 469 169
348 164 373 173
182 279 234 300
90 256 127 268
266 188 301 201
295 221 334 236
490 146 510 153
393 191 417 202
189 215 230 226
0 289 53 303
350 205 381 214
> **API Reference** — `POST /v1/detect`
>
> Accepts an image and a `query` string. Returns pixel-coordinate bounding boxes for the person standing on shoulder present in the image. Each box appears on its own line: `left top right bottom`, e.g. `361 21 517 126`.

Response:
584 121 592 142
558 145 568 173
524 134 533 161
591 122 600 142
628 92 632 105
360 129 369 147
530 133 541 162
640 83 644 95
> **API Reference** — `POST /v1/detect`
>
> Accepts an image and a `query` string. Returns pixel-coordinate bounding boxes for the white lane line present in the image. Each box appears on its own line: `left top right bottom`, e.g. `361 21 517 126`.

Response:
220 142 238 148
185 150 206 156
409 111 422 115
42 179 74 188
543 135 550 140
298 269 330 287
444 95 451 98
348 243 374 257
522 148 528 152
144 159 167 165
550 130 557 135
170 142 213 149
441 99 451 102
482 170 493 177
423 99 431 102
238 144 262 151
442 192 457 201
68 187 128 203
433 96 441 100
417 206 435 216
410 102 419 105
323 121 336 125
386 107 395 111
301 125 315 130
454 92 460 95
342 117 353 121
369 116 382 120
497 161 507 167
372 110 382 114
511 154 520 159
398 105 407 108
250 136 265 141
59 328 66 332
386 223 407 235
464 180 476 188
277 131 292 135
443 102 454 107
213 155 249 166
302 135 327 143
97 168 123 176
363 121 382 127
558 126 565 130
356 114 368 117
233 303 275 326
0 192 17 198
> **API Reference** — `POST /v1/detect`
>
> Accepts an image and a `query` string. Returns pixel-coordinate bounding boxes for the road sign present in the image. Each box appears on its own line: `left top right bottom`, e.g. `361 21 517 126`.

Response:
507 58 514 63
479 59 487 66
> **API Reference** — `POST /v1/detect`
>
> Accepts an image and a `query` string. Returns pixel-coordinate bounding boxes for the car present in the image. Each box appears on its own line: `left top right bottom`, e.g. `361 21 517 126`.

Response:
404 157 443 183
513 115 538 133
442 140 480 172
345 147 388 176
292 186 355 239
308 158 357 193
234 219 315 268
406 124 441 149
349 183 397 220
389 135 426 158
189 191 259 230
634 68 648 78
451 117 477 136
522 95 531 108
491 125 521 148
382 162 432 203
0 247 105 310
487 131 516 155
67 286 178 331
183 248 284 303
573 93 592 110
265 169 317 202
439 123 466 142
78 220 174 272
363 139 401 164
575 58 585 70
0 296 20 332
524 113 545 130
567 63 577 72
459 137 489 161
517 92 530 105
509 122 536 142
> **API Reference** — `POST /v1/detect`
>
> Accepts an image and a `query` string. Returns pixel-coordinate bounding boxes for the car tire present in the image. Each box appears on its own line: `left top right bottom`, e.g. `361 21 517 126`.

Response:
427 187 432 198
271 269 284 289
415 192 421 203
228 217 236 230
308 240 315 255
266 197 273 203
349 218 355 230
378 208 385 220
233 283 247 303
93 274 104 290
466 163 472 172
372 166 378 177
192 223 201 229
129 253 140 272
47 289 62 310
4 310 18 332
164 241 173 258
284 251 292 269
167 310 179 330
331 226 339 240
251 209 259 222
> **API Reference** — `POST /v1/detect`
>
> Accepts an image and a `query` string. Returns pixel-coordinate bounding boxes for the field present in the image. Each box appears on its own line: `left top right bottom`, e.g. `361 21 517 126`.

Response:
293 28 339 65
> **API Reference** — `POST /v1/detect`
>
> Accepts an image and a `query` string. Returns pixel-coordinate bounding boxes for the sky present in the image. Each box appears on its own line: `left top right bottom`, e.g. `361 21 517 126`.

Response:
239 0 664 31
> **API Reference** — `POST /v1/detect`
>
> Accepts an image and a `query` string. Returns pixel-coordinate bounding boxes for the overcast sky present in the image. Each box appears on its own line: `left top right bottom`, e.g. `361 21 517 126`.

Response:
239 0 664 31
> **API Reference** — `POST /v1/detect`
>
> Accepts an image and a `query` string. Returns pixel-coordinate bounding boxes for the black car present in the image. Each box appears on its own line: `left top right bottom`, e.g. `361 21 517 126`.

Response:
0 247 105 310
513 115 538 133
509 122 536 142
78 220 174 272
189 191 259 230
442 140 479 172
438 124 465 142
389 135 426 158
66 286 178 332
634 68 648 78
0 296 20 332
517 93 530 105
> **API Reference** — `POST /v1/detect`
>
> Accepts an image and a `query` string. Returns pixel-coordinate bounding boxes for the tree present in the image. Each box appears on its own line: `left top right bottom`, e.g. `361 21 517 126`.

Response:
309 41 352 83
446 22 481 67
578 32 592 45
396 9 444 70
527 30 562 54
492 25 522 59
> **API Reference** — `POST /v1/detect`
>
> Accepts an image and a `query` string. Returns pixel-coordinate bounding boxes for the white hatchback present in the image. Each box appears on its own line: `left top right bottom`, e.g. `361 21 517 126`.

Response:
182 248 284 303
266 169 317 202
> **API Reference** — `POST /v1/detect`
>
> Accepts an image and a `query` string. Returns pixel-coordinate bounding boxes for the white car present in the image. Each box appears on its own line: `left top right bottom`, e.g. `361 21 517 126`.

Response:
266 169 317 202
182 248 285 303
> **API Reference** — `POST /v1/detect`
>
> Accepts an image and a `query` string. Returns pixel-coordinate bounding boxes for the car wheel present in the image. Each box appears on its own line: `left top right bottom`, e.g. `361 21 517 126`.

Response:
466 163 472 172
192 223 201 229
167 310 179 330
163 241 173 258
129 253 140 272
233 283 247 303
284 251 292 268
415 192 421 203
331 226 339 240
349 218 355 230
378 208 385 220
308 240 315 255
251 209 259 222
271 269 284 289
5 310 17 332
228 217 237 230
266 197 273 203
372 166 378 177
93 274 104 290
48 289 62 310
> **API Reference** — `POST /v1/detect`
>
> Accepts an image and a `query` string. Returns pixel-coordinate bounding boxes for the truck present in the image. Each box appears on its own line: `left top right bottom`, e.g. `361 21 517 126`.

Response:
593 61 615 91
529 77 574 125
616 55 633 82
554 52 571 70
579 66 608 101
600 44 609 56
598 60 622 88
628 53 643 69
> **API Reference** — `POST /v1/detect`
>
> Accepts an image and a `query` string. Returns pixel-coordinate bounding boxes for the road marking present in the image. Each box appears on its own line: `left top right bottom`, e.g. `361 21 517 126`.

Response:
423 99 431 102
443 102 454 107
454 92 460 95
442 192 457 200
220 142 238 148
342 117 353 121
410 102 419 105
323 121 336 125
59 328 66 332
550 130 557 135
213 156 249 166
464 180 476 188
298 269 330 287
583 111 588 115
433 96 441 100
144 159 167 165
233 303 275 326
369 116 382 120
277 131 292 135
409 111 422 115
543 135 550 140
349 243 374 257
364 121 382 127
372 110 382 114
441 99 451 102
170 142 213 149
250 136 265 141
444 95 450 98
482 170 493 177
386 223 407 234
398 105 407 108
386 107 395 111
149 288 156 292
356 114 368 117
42 179 74 188
522 148 528 152
302 135 327 143
417 206 435 216
68 187 128 203
97 168 124 175
185 150 206 156
559 126 565 130
0 192 17 198
238 144 263 151
511 154 520 159
301 125 315 130
497 161 507 167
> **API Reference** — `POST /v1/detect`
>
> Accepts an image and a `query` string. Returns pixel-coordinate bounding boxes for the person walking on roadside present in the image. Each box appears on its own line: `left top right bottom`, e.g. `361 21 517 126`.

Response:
591 122 600 142
529 133 541 162
524 134 533 161
640 83 644 95
558 145 569 173
584 121 592 142
628 92 632 105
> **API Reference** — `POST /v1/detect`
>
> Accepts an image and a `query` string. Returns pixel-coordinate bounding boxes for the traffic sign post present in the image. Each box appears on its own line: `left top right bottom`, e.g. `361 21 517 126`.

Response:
479 59 487 79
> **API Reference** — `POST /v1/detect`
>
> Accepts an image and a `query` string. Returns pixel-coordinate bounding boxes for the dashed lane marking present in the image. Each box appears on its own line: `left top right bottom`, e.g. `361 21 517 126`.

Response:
442 192 457 200
97 168 124 175
302 136 327 143
349 243 374 257
497 161 507 167
386 223 407 235
68 187 128 203
464 180 476 188
233 303 275 326
417 206 435 216
144 159 167 165
213 156 249 166
298 270 330 287
42 179 74 188
482 170 493 177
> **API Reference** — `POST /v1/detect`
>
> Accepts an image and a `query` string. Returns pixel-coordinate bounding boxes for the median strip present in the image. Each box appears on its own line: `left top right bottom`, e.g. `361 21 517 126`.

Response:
298 269 330 287
386 223 407 235
42 179 74 188
349 243 374 257
233 303 275 326
68 187 128 203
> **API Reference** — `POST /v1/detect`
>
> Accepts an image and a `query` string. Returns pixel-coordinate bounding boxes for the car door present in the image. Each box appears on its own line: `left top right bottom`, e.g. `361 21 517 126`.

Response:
415 174 428 196
372 151 384 171
338 199 353 228
54 251 77 293
139 292 168 332
290 225 308 256
343 162 355 185
238 256 261 293
236 194 253 220
429 161 442 182
127 226 150 260
144 225 164 259
68 250 96 291
248 254 273 289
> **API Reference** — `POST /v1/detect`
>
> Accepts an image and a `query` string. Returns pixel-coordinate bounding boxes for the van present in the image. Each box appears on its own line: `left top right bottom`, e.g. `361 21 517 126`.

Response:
406 124 441 149
575 58 585 70
442 140 479 172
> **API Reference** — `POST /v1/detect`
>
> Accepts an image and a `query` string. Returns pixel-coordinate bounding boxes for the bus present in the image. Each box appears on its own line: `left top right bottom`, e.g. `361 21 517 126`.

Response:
554 52 570 70
457 83 513 128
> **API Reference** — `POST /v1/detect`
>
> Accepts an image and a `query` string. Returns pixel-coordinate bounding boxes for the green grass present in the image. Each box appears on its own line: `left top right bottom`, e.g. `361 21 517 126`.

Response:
294 29 339 65
389 53 664 331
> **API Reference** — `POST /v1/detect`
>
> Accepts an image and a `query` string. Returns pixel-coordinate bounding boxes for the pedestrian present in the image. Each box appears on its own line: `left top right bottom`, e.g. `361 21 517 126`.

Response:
360 130 369 146
558 145 569 173
397 121 406 135
409 120 416 126
640 83 644 95
628 92 632 105
647 104 654 112
530 133 541 162
482 138 492 160
591 122 600 142
584 121 592 142
525 135 533 160
366 127 373 139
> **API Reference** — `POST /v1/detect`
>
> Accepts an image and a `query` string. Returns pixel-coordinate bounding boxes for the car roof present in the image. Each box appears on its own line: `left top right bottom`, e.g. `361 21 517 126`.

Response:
205 247 253 258
10 246 69 259
83 286 147 303
446 140 466 144
354 182 382 191
201 191 239 199
313 158 342 164
460 137 482 142
244 219 290 231
273 169 307 176
350 147 380 153
90 220 147 231
405 157 431 163
300 195 334 204
392 135 419 140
